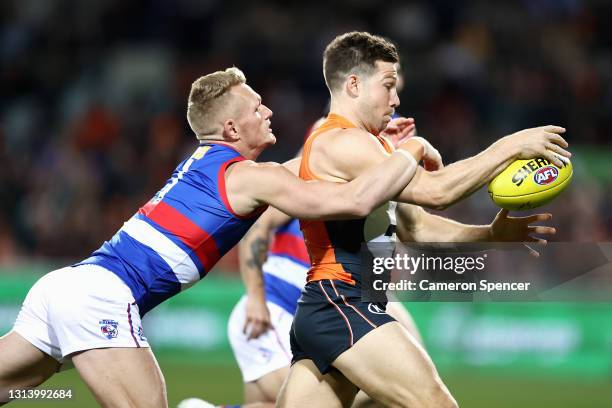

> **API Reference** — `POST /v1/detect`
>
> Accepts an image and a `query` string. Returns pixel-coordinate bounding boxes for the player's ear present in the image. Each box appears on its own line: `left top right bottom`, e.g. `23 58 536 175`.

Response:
222 119 240 141
345 74 360 97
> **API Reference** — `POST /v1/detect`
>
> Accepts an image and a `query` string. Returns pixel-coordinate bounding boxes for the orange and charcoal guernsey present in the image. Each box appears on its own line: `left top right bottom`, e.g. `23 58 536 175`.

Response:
299 113 393 285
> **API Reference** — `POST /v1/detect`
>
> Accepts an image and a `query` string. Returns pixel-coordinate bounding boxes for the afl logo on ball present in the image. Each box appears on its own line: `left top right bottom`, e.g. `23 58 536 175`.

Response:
533 166 559 185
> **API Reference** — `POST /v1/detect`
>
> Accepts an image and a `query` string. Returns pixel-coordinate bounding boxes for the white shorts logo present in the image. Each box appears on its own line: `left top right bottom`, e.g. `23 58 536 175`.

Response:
99 319 119 339
368 303 386 315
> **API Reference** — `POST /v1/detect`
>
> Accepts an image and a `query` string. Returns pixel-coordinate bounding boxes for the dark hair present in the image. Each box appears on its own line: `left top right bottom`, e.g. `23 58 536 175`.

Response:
323 31 399 92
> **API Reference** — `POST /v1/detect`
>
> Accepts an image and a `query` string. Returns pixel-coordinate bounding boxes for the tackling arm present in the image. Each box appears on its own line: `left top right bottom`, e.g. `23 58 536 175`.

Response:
226 139 423 220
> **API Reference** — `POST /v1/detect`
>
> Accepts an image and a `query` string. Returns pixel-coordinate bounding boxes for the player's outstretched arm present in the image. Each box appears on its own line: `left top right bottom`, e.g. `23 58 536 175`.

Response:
395 203 556 246
395 203 490 243
225 141 423 220
397 125 570 210
237 207 292 339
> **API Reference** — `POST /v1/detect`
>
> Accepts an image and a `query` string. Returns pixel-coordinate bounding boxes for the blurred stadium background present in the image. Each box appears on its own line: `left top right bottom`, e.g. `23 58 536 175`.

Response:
1 0 611 407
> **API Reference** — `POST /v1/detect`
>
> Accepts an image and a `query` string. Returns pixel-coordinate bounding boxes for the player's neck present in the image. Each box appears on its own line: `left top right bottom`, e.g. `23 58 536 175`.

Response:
232 141 264 161
199 139 262 161
329 100 368 132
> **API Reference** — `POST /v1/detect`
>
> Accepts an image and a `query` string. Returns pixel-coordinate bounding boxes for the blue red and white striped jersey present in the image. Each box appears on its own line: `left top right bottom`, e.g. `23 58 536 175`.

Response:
78 143 265 315
262 219 309 315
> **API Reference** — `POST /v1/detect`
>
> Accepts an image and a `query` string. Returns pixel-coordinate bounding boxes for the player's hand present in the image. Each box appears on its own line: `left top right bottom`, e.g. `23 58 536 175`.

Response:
506 125 571 167
381 117 444 171
243 295 272 340
411 136 444 171
490 209 556 257
381 117 416 148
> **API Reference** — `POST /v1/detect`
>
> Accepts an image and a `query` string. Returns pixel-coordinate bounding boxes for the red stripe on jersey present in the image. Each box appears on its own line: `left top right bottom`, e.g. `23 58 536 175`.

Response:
270 232 310 264
140 201 220 272
217 157 268 220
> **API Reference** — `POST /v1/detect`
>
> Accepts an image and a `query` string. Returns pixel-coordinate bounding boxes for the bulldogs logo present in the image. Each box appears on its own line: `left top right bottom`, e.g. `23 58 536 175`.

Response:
533 166 559 185
99 319 119 339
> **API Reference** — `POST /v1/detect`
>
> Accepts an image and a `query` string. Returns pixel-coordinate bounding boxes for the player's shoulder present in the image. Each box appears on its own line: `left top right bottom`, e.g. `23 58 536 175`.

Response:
314 127 378 150
224 159 290 201
228 160 285 180
312 127 387 160
318 126 374 142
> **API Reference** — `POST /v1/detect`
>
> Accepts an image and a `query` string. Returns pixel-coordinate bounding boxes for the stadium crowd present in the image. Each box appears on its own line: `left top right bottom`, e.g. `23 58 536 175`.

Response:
1 0 611 264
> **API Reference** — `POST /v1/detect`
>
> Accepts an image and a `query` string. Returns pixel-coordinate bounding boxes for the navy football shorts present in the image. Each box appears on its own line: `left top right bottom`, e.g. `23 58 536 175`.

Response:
290 279 395 374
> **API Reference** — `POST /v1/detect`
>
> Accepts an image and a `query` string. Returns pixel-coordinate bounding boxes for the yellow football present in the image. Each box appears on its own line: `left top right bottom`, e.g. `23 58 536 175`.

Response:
488 157 573 210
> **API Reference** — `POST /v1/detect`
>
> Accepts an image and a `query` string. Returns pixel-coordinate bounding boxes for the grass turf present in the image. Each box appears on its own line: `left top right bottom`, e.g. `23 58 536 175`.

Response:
8 359 612 407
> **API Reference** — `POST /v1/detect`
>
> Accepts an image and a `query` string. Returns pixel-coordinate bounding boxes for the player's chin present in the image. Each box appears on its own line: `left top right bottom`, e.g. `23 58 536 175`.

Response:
265 132 277 145
382 115 392 128
377 118 391 134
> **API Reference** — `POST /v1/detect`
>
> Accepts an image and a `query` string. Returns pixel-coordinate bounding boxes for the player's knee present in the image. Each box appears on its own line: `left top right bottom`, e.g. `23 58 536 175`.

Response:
0 377 31 390
386 379 457 408
152 377 168 407
419 380 457 408
0 371 52 394
127 376 167 407
429 384 458 408
130 387 167 408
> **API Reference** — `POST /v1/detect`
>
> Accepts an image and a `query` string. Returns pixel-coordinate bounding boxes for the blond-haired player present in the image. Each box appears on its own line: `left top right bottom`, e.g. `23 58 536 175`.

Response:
0 67 434 407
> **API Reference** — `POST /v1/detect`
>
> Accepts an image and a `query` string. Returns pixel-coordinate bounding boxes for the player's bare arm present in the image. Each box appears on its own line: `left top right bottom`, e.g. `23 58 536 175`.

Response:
238 207 292 339
280 157 301 176
309 125 570 210
224 140 423 220
400 126 570 209
395 203 556 246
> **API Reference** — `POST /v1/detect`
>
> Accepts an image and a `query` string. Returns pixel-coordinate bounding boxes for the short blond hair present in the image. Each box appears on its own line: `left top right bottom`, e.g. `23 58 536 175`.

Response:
187 67 246 139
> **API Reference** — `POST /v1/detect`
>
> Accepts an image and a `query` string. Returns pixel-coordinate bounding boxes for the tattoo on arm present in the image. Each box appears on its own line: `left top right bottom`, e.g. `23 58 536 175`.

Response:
247 237 269 270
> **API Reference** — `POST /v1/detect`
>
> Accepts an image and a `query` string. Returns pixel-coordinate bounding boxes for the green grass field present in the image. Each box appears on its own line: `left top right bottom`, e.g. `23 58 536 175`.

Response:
8 358 612 407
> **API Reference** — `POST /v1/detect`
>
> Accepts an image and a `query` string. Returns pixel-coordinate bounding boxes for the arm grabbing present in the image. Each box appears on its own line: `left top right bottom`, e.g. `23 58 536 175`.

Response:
226 138 423 220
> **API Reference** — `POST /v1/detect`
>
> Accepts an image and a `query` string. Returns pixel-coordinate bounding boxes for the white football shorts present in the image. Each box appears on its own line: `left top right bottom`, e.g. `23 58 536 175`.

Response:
227 295 293 382
12 264 149 365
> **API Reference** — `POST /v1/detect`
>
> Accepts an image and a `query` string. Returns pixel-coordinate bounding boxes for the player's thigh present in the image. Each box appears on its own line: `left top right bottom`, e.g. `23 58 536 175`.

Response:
0 331 59 404
277 359 358 408
243 365 287 403
72 347 167 408
244 381 269 405
229 304 293 402
333 322 456 408
385 302 423 345
351 390 379 408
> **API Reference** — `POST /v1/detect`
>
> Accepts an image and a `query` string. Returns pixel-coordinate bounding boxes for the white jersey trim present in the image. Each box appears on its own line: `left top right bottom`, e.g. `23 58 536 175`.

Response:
121 217 199 289
262 255 308 290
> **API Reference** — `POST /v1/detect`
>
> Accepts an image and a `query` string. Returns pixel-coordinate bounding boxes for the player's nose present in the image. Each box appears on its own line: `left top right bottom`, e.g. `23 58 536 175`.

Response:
391 91 400 108
262 104 273 119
